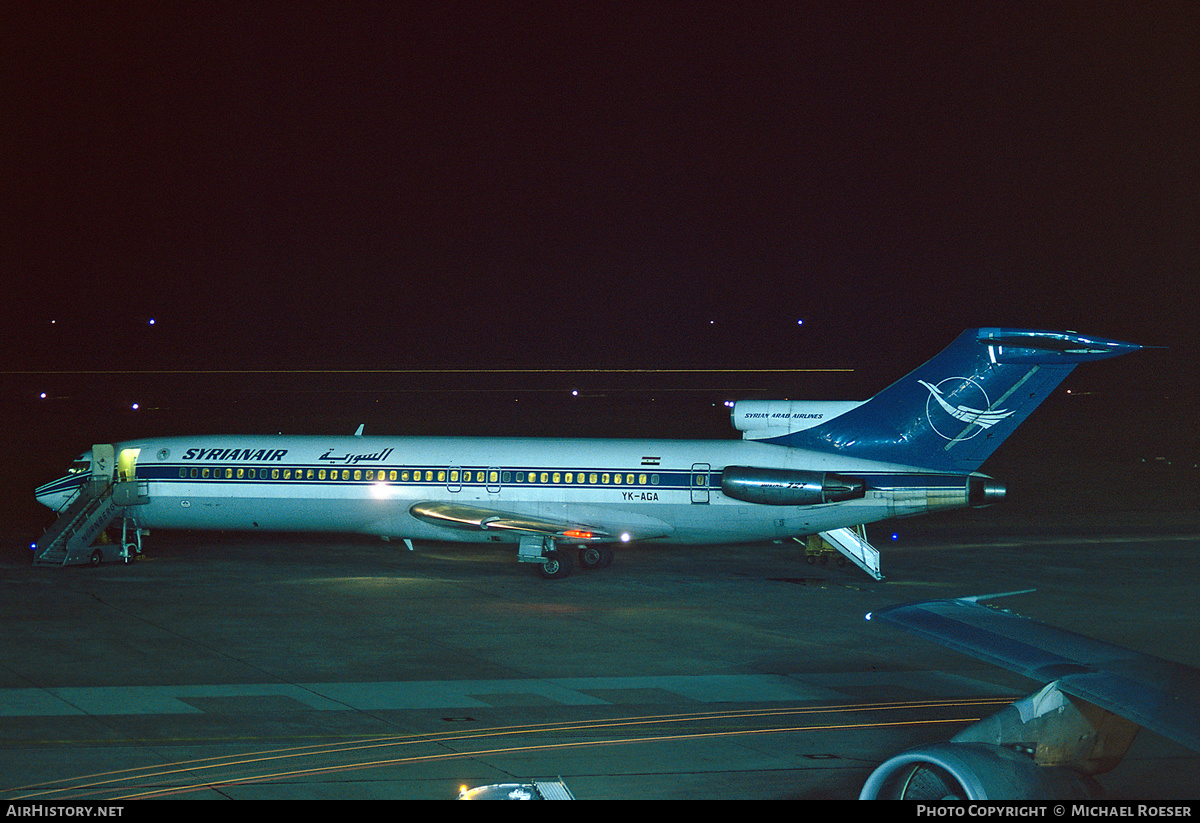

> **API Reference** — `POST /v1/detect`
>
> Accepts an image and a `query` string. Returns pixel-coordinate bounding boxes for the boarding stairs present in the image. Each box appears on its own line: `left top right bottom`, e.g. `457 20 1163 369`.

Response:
33 476 149 567
808 525 884 580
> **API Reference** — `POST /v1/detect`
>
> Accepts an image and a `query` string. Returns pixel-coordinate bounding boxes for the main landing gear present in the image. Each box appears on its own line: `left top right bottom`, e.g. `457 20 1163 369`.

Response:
537 548 573 579
577 544 614 571
518 535 614 579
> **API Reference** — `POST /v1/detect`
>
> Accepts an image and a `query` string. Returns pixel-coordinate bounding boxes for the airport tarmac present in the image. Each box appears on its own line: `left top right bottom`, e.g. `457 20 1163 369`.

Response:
2 379 1197 800
2 514 1198 800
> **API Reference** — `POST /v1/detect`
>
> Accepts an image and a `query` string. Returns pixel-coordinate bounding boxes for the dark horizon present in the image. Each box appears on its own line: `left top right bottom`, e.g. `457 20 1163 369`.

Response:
3 5 1194 398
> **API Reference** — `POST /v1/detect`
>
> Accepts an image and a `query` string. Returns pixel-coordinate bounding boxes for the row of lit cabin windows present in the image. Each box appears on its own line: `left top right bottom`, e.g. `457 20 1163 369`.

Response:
178 466 664 486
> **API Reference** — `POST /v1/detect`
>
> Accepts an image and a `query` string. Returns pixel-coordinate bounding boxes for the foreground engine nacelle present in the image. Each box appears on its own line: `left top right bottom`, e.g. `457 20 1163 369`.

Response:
861 683 1138 800
858 742 1101 800
720 466 865 506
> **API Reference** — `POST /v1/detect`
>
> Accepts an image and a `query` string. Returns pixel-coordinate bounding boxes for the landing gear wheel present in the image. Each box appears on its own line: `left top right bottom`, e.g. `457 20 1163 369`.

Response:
537 549 574 580
89 549 103 567
577 544 613 570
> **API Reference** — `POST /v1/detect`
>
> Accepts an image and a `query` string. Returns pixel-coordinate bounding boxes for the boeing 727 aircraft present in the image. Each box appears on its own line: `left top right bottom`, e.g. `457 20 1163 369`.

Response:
34 328 1143 578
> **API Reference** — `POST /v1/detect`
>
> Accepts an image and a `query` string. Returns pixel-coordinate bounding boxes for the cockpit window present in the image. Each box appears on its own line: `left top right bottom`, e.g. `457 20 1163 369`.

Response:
68 460 90 475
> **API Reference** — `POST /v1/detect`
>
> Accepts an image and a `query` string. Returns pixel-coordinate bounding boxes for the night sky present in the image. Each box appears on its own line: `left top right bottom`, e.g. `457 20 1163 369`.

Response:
4 4 1196 385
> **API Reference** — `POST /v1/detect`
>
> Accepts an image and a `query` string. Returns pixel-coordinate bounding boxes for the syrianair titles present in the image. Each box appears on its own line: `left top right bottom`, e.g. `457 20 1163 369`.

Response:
180 448 290 462
35 328 1144 578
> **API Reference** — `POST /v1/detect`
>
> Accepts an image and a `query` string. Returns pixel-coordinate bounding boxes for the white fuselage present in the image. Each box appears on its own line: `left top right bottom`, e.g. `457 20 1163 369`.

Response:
35 433 975 546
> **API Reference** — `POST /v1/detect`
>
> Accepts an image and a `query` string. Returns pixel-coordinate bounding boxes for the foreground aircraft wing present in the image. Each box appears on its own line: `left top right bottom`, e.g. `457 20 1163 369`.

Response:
410 501 617 541
868 594 1200 753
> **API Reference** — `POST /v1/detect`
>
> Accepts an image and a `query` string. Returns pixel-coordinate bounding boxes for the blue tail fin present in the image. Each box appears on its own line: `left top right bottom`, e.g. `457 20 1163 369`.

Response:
776 329 1144 471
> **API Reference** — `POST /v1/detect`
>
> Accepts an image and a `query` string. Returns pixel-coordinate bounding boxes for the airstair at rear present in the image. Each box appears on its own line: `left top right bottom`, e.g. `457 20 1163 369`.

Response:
33 444 149 567
810 525 884 580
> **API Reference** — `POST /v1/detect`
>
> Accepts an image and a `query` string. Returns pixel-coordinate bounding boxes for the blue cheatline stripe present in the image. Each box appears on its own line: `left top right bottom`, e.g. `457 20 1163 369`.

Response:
125 464 696 491
42 466 968 495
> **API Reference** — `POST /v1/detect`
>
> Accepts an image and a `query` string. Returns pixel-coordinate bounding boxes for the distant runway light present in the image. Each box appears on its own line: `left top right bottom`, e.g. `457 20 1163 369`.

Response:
797 319 804 325
571 389 578 396
148 318 156 326
891 532 899 541
131 403 140 410
40 392 47 399
619 532 632 543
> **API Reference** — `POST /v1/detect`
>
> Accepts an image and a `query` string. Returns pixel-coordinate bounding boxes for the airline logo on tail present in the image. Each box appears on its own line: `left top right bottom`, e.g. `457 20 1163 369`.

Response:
919 379 1016 440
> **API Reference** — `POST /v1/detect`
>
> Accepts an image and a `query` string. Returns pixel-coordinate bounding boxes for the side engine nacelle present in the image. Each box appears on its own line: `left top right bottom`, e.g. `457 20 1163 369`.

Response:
858 742 1101 800
720 466 865 506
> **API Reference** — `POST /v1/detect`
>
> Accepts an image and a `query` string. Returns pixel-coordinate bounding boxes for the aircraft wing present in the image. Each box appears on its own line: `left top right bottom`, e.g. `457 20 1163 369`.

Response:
868 594 1200 753
410 501 616 541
